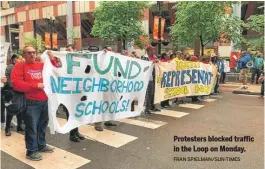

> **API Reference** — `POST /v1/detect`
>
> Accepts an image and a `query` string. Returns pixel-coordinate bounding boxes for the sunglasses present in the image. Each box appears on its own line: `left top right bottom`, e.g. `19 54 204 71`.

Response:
25 51 36 55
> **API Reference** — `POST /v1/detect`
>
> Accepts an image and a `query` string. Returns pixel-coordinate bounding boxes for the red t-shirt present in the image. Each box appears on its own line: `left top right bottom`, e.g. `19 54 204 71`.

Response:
190 56 199 62
11 62 47 101
160 58 171 62
149 55 157 62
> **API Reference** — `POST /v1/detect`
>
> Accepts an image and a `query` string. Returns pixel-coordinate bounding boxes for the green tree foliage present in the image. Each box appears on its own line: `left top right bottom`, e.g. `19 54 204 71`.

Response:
170 2 244 56
91 1 151 50
24 34 45 53
244 14 264 52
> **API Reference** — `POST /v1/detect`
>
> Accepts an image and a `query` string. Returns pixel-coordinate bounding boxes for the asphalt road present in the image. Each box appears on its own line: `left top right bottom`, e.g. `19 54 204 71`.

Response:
1 84 264 169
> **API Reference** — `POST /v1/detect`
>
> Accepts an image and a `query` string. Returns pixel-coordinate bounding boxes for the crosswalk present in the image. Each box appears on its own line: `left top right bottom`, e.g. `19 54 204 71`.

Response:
1 97 220 169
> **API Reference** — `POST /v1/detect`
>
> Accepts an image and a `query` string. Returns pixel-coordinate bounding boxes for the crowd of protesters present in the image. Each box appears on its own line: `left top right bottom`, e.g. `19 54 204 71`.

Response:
0 44 264 161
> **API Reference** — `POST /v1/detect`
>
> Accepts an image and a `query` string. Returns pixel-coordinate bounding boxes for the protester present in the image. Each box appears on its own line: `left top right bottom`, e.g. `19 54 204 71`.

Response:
238 51 251 89
170 53 177 60
1 76 7 128
160 52 171 62
190 55 199 62
11 46 54 161
219 58 226 84
186 54 191 61
142 45 161 114
4 54 25 136
55 44 86 141
94 46 117 131
160 52 171 108
211 55 220 94
251 52 264 84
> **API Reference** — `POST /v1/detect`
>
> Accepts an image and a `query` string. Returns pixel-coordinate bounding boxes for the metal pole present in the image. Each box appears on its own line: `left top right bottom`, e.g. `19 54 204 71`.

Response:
157 1 162 55
67 1 73 45
50 19 53 50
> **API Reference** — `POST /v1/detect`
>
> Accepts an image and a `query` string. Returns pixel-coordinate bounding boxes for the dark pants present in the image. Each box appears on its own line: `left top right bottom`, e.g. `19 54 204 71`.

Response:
191 96 199 102
25 100 48 154
161 100 169 107
261 82 264 96
131 101 135 111
1 95 5 123
6 110 24 128
220 72 226 83
60 104 78 136
251 68 261 83
145 81 155 111
214 77 220 93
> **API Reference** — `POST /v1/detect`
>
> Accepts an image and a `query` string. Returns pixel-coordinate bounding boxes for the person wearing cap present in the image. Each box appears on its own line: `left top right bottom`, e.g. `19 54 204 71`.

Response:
238 51 251 89
142 45 161 114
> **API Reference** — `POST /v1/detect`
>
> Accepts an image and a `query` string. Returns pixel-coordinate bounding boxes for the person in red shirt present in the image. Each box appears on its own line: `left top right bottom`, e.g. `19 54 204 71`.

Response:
11 46 54 161
190 55 199 62
160 52 171 63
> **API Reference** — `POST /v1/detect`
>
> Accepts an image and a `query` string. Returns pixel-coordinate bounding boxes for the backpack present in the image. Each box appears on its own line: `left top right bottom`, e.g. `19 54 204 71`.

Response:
3 63 27 116
3 90 26 116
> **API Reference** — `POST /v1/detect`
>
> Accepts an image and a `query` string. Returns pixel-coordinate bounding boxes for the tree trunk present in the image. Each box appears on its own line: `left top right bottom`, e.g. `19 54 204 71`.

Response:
123 39 126 50
201 44 204 57
199 36 204 57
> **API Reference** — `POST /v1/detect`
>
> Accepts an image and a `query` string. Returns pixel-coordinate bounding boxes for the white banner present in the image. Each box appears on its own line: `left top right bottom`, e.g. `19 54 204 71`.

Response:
154 59 217 103
0 42 10 87
42 51 153 134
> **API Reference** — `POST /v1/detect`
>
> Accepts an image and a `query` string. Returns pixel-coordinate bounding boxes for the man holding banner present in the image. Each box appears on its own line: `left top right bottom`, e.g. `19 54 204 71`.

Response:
11 46 54 161
142 45 161 114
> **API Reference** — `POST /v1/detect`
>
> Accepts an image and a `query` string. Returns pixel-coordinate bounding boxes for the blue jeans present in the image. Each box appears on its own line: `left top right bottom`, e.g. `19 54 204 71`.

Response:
25 100 48 154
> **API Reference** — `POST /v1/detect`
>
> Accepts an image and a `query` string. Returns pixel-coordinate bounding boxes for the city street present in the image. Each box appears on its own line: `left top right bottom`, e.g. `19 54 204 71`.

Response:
1 84 264 169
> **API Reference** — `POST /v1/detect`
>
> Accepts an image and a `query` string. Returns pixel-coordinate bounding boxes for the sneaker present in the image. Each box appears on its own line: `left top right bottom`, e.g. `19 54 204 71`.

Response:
104 121 117 126
144 110 152 115
39 145 55 153
94 126 103 131
76 132 85 140
26 152 42 161
69 135 80 142
5 128 11 136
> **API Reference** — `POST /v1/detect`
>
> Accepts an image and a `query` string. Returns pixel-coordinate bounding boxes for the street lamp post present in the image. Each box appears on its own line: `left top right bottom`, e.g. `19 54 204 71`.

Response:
47 16 55 50
157 1 162 55
151 1 169 56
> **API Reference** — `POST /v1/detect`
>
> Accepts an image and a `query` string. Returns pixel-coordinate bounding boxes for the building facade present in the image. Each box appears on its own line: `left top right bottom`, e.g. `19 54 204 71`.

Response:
0 1 263 56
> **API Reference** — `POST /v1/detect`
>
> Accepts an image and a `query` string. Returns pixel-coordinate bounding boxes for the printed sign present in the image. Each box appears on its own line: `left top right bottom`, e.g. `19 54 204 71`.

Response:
0 42 10 86
42 51 153 134
154 59 216 103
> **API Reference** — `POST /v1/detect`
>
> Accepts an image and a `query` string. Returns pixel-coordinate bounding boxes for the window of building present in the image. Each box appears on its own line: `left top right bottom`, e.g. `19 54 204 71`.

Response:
80 13 94 38
8 1 36 8
34 16 67 48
